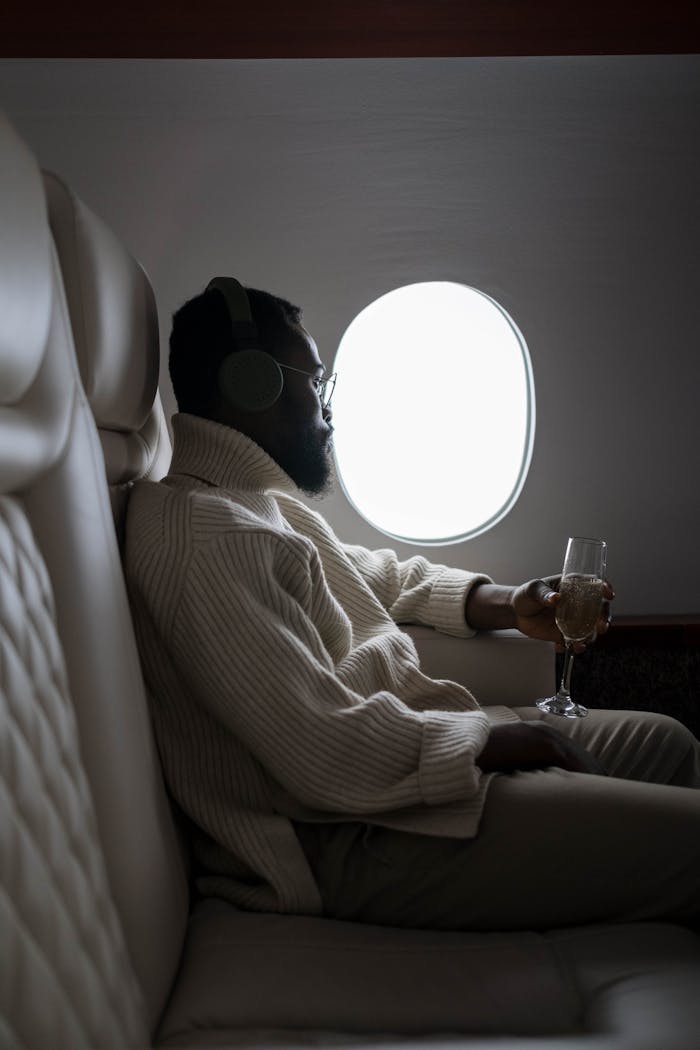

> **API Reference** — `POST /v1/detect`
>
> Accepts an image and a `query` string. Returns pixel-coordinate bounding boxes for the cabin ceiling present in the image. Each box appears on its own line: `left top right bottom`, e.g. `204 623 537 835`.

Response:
3 0 699 58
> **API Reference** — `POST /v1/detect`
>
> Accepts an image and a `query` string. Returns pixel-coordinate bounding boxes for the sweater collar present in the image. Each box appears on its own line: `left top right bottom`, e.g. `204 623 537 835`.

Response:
167 413 298 494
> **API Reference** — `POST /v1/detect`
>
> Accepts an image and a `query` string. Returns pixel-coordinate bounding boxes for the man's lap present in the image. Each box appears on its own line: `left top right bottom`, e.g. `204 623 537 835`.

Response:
294 707 700 930
507 705 700 787
295 768 700 930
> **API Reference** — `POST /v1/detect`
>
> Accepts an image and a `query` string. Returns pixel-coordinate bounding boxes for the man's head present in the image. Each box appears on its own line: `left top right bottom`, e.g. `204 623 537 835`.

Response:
169 282 334 494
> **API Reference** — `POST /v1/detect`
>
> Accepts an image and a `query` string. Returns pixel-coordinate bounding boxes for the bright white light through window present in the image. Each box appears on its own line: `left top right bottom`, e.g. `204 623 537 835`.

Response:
331 282 535 544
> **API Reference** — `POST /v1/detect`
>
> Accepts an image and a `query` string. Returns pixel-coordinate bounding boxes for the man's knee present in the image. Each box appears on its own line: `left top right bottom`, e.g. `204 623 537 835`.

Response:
653 712 700 787
640 710 696 748
615 709 699 787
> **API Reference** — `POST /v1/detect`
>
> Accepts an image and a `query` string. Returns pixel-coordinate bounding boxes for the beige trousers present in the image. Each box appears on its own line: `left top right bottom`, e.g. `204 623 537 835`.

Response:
295 708 700 931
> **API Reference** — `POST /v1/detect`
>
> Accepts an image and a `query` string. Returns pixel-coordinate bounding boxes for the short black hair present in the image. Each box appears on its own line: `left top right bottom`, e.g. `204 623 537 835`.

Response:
169 284 303 416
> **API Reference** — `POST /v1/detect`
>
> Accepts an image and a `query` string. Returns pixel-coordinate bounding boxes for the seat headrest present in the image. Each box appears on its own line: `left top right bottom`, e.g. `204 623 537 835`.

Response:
0 113 75 493
42 171 159 434
0 112 52 406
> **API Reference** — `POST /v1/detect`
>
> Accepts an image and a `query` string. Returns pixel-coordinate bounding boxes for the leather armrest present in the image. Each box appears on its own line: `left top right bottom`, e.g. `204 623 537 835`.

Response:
404 626 555 706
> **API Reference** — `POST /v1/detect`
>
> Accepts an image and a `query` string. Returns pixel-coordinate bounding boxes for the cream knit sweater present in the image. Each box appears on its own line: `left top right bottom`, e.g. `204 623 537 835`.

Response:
125 414 511 914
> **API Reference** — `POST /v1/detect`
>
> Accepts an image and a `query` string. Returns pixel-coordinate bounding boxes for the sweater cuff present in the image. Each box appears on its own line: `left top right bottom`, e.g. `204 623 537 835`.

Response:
418 710 491 805
427 569 493 639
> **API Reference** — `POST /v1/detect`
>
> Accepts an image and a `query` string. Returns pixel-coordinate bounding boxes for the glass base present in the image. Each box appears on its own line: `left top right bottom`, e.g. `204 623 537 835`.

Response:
536 696 588 719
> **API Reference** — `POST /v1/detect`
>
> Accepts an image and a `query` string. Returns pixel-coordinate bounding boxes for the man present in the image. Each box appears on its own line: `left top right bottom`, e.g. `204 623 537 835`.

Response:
125 279 700 932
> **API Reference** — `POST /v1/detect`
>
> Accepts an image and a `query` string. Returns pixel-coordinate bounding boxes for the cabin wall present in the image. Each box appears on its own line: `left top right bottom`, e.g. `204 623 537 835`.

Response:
1 56 698 614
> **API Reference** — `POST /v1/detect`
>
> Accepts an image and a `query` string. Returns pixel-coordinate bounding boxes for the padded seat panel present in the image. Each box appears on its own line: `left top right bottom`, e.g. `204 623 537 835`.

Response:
157 900 579 1040
0 497 148 1050
157 901 700 1047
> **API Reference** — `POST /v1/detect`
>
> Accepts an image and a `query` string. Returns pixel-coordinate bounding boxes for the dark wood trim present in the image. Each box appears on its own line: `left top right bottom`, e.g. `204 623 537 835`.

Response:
2 0 699 58
599 616 700 649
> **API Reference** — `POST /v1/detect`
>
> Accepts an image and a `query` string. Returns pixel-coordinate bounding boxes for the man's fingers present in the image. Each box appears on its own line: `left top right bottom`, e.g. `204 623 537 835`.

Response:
530 578 558 606
596 599 613 635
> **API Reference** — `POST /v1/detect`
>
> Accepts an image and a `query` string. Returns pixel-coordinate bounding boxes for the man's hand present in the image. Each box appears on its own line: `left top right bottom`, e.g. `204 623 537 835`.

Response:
466 578 614 651
477 721 607 775
511 576 614 651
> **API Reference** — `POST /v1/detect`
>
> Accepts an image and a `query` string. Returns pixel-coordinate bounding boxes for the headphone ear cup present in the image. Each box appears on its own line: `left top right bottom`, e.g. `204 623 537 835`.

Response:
218 350 284 413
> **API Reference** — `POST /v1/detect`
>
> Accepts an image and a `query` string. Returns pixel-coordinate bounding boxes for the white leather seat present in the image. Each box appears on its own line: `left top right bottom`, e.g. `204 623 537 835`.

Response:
0 109 150 1050
3 107 700 1050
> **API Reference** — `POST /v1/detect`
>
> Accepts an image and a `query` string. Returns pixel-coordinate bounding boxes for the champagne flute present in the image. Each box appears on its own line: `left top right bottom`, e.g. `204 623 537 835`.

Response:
536 536 607 719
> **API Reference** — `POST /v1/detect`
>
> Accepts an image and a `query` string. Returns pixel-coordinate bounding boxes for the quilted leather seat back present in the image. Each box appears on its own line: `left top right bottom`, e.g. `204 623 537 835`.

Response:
43 170 172 550
0 499 149 1049
0 111 149 1049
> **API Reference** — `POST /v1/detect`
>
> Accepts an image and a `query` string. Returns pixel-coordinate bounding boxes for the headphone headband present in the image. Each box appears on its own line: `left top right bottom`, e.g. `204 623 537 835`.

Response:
206 276 254 328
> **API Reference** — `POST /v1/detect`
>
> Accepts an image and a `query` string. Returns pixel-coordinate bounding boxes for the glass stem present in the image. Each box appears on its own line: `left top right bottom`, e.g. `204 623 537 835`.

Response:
557 645 575 701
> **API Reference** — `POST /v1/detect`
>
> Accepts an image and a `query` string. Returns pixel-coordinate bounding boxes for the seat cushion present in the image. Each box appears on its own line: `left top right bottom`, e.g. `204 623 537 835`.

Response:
156 900 700 1047
157 899 580 1041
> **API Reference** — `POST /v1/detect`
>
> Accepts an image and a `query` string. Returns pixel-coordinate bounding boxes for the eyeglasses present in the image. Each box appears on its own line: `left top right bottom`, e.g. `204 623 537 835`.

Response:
278 363 337 408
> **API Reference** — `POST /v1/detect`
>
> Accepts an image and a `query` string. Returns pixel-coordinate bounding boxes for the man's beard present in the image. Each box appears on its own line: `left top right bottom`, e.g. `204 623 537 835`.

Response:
278 424 334 496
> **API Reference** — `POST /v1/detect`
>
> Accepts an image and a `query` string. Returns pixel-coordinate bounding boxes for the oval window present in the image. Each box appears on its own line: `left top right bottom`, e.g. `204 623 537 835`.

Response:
331 282 535 545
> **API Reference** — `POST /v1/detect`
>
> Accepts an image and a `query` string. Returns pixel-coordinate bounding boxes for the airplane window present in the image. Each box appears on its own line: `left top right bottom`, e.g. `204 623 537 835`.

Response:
331 282 535 544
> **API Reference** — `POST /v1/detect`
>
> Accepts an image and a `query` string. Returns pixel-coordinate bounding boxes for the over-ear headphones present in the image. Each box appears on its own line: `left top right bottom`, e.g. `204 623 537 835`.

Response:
206 276 285 413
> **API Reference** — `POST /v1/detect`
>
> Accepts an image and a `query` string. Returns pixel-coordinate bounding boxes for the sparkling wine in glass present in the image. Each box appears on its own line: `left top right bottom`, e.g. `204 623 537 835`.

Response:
536 536 607 719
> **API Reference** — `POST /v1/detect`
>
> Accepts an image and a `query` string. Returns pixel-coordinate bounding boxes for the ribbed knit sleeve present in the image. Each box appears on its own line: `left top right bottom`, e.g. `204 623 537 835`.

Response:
169 528 490 814
276 498 492 639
